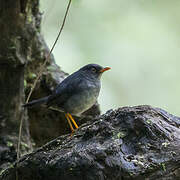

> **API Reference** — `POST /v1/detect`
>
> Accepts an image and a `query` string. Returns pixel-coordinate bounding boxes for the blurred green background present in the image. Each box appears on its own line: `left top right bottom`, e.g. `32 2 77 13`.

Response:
40 0 180 116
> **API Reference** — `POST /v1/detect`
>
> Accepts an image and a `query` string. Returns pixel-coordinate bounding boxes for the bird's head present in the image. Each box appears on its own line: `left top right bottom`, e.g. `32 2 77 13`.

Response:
79 64 111 80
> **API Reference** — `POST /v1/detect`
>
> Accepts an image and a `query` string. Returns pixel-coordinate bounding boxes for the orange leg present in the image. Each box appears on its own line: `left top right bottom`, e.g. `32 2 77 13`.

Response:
65 113 74 133
67 113 79 129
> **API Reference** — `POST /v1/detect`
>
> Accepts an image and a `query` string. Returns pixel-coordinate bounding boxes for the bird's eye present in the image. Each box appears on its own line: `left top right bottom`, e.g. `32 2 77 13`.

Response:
91 67 96 73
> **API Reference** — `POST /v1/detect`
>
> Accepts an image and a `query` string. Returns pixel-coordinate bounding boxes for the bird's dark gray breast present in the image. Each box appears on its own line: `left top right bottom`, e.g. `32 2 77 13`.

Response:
63 80 100 115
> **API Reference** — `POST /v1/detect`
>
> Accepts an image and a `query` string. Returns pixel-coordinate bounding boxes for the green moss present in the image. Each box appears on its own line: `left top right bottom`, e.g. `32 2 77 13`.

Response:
146 119 152 125
21 142 29 149
131 159 144 167
8 46 16 50
24 80 27 87
117 131 127 138
0 169 5 176
0 163 14 176
148 166 154 170
28 73 37 79
129 172 134 176
27 13 33 24
7 141 13 147
162 142 170 148
161 163 166 171
47 65 57 71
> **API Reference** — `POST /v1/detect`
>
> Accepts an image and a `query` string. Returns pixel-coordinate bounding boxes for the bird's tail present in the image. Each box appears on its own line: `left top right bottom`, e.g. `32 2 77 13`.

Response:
22 96 49 108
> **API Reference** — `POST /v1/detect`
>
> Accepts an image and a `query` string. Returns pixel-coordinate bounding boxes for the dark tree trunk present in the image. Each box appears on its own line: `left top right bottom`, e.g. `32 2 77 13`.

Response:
1 105 180 180
0 0 100 173
0 0 32 171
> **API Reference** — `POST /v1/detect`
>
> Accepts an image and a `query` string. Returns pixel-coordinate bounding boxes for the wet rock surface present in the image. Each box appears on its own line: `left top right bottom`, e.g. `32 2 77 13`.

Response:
1 105 180 180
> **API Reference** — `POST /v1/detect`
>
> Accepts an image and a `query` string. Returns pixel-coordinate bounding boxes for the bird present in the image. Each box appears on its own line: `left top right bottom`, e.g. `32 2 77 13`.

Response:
23 64 110 133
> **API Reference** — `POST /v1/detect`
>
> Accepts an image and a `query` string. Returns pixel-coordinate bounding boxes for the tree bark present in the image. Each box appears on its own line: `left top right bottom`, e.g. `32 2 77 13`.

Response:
1 105 180 180
0 0 32 171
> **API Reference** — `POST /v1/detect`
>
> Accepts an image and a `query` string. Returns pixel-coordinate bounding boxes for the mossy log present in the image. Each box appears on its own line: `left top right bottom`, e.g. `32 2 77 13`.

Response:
1 105 180 180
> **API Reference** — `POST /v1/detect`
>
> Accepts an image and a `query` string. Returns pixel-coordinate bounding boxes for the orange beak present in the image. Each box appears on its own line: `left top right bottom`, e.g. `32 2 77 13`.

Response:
100 67 111 73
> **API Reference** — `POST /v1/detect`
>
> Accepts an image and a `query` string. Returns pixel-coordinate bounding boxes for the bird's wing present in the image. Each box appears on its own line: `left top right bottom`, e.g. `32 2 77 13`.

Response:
47 72 86 107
